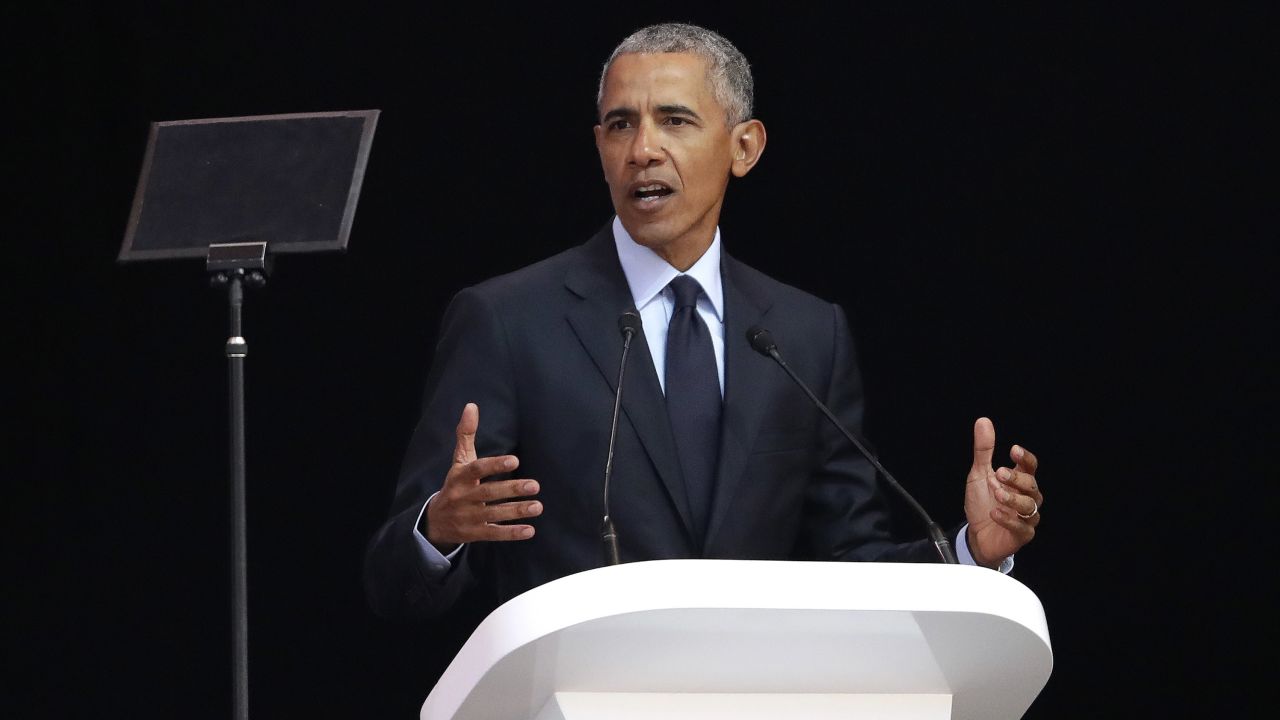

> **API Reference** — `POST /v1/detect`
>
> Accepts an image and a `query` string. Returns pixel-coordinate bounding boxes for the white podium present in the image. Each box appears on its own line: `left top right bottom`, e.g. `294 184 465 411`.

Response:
421 560 1052 720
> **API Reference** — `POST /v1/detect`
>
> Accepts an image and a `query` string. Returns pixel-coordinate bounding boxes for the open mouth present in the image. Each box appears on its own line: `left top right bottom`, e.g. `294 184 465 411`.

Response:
633 183 674 203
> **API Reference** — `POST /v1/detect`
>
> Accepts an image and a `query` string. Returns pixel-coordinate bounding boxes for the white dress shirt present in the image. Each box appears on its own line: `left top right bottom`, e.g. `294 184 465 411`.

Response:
612 216 725 395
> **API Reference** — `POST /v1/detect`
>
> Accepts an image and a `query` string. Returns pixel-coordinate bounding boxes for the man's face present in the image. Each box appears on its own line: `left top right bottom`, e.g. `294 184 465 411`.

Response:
594 52 740 266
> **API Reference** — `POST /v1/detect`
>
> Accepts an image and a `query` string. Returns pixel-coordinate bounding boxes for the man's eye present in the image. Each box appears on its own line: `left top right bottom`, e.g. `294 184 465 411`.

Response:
609 120 632 130
666 117 688 126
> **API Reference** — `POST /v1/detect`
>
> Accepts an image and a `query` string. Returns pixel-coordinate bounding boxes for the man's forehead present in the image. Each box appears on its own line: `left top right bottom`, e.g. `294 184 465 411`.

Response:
600 52 716 106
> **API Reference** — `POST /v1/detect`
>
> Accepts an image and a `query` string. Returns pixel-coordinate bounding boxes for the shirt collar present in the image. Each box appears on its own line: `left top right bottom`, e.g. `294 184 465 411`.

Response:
612 216 724 322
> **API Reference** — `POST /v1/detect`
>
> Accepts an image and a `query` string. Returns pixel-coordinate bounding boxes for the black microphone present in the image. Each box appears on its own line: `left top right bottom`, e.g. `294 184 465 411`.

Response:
747 326 959 564
602 310 643 566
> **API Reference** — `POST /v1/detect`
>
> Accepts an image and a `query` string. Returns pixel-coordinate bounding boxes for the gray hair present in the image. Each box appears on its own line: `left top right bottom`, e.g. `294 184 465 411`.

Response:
597 23 754 125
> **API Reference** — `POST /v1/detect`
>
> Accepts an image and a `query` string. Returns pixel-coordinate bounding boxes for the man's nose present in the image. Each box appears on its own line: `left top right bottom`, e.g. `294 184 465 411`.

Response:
627 123 664 166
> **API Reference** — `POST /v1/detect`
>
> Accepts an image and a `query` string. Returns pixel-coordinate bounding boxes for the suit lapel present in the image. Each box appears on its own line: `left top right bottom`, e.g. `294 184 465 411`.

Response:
564 226 696 537
705 253 776 547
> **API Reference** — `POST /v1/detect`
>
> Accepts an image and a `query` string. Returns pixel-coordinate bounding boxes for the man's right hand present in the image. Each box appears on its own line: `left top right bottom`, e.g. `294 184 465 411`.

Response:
424 403 542 553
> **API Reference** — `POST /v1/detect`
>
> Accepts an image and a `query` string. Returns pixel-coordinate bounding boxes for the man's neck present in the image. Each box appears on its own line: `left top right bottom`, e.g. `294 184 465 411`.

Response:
612 217 724 315
619 217 718 272
654 235 713 271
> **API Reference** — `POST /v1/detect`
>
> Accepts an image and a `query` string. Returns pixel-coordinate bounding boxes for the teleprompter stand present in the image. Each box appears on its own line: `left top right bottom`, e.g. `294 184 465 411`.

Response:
208 241 270 720
118 110 379 720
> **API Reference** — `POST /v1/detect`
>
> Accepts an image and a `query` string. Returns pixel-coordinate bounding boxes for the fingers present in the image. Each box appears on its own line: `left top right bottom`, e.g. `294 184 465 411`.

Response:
972 417 996 471
454 403 480 465
472 478 539 503
996 467 1043 506
440 475 538 505
449 494 543 543
987 504 1038 543
453 455 521 484
448 403 521 485
993 468 1042 526
483 499 543 524
474 522 538 542
1012 444 1039 475
432 403 543 545
428 478 542 545
994 490 1039 523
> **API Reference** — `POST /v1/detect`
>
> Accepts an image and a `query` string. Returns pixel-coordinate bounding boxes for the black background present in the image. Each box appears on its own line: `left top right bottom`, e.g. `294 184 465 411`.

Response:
9 4 1275 718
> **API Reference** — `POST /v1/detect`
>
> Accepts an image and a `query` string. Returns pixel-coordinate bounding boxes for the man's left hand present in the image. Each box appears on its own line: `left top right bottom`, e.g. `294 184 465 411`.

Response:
964 417 1043 568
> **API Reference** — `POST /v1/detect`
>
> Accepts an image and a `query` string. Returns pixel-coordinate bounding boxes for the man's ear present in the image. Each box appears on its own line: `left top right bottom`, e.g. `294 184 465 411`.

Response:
730 119 767 178
593 124 606 175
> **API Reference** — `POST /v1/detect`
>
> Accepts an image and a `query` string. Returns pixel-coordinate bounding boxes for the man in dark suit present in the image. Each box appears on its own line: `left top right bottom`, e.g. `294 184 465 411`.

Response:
365 23 1044 622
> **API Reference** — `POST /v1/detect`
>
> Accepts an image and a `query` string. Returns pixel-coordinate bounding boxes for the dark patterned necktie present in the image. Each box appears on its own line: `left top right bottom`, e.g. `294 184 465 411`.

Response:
664 275 721 543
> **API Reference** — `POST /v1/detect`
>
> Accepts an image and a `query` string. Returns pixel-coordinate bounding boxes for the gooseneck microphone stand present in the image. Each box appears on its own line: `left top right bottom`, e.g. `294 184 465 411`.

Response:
602 311 643 566
747 326 958 565
208 241 270 720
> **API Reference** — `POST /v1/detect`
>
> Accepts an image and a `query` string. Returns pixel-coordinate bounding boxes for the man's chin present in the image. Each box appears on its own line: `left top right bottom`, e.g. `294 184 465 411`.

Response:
617 215 678 250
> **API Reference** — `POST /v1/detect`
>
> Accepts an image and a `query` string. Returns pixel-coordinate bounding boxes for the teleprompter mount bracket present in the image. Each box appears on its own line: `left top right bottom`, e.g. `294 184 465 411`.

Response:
208 241 272 289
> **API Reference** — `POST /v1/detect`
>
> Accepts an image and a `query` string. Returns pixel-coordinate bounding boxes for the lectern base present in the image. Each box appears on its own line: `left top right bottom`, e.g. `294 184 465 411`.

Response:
537 692 952 720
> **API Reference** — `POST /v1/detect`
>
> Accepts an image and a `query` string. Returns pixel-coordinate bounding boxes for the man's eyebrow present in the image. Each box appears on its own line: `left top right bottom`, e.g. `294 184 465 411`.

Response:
600 105 704 123
601 107 636 123
656 104 701 120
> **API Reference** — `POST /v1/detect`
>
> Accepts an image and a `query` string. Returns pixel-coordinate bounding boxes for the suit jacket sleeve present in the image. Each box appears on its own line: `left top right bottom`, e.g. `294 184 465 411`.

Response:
363 287 520 621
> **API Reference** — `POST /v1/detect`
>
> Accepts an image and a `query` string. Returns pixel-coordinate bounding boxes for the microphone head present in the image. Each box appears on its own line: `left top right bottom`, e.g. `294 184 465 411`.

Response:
746 326 777 356
618 309 643 338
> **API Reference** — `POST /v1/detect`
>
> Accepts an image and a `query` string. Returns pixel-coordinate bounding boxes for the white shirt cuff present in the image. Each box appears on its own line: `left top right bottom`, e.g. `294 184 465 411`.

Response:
955 524 1014 574
412 492 464 575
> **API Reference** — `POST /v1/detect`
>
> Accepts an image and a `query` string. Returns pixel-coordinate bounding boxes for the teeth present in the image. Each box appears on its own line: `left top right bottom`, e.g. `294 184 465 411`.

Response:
638 184 666 192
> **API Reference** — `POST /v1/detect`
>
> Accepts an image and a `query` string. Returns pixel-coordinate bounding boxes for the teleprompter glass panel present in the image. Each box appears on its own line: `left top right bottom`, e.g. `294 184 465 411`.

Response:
119 110 378 262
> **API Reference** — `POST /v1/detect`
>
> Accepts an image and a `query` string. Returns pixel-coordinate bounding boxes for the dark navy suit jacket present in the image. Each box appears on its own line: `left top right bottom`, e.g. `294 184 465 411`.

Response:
364 224 938 621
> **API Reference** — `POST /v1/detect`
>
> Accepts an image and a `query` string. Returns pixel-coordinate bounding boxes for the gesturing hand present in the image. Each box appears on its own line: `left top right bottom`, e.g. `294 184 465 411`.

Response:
964 417 1044 568
424 403 542 553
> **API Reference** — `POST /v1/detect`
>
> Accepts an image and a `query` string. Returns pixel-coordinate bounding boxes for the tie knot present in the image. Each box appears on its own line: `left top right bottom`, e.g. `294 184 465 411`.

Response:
668 275 703 310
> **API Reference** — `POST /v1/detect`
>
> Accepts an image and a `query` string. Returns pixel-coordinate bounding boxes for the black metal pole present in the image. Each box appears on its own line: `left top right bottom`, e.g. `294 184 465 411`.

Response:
226 273 249 720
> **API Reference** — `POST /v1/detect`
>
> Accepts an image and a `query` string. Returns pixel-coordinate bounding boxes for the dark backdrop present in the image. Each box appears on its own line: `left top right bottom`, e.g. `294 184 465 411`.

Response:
10 4 1274 718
